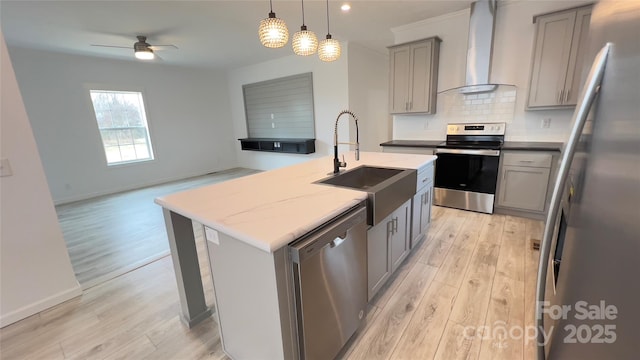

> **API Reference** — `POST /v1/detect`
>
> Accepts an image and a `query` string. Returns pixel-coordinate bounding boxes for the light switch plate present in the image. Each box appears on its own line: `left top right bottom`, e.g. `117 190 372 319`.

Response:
0 158 13 177
204 226 220 245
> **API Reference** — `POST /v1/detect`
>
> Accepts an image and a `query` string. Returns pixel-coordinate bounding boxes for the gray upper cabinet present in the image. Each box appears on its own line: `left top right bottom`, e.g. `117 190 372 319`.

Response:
527 5 592 109
389 37 441 114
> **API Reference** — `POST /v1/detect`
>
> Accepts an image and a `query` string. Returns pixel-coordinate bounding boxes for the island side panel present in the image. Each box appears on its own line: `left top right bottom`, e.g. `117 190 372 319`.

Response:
162 209 212 327
207 231 297 360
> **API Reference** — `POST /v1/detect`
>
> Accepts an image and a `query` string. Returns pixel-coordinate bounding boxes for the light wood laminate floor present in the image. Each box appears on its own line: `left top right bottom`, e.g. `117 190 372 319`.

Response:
56 168 260 289
1 206 542 360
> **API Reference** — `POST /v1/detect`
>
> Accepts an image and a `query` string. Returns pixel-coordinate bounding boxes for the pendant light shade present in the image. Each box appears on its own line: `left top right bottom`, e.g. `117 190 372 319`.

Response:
292 26 318 56
318 35 341 62
318 0 341 62
259 1 289 48
292 0 318 56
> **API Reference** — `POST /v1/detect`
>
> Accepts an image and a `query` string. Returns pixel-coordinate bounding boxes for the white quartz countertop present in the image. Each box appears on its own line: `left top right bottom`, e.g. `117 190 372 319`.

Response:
155 151 436 253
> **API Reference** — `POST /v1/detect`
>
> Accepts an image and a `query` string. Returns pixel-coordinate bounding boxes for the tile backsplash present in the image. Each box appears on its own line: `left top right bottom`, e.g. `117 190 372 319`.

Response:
440 84 517 123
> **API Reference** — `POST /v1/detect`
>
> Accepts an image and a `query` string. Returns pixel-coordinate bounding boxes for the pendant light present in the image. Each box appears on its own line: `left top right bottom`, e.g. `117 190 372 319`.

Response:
318 0 341 62
259 0 289 48
292 0 318 56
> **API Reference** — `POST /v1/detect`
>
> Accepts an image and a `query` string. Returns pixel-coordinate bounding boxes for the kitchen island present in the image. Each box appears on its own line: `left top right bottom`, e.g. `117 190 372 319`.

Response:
155 151 436 359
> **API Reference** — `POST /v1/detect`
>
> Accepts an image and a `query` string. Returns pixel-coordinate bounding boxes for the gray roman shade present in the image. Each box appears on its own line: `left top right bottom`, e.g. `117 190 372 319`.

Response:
243 73 315 139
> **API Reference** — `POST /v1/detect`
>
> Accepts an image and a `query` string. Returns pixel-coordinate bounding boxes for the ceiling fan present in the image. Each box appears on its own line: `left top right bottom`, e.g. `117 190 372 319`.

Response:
91 35 178 60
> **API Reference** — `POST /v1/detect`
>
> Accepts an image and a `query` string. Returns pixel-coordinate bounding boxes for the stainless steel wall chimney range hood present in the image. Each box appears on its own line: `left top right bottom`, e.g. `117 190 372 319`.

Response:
442 0 513 94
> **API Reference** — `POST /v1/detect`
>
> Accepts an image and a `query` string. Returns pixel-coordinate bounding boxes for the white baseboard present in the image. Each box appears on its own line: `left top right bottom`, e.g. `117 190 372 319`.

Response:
0 283 83 328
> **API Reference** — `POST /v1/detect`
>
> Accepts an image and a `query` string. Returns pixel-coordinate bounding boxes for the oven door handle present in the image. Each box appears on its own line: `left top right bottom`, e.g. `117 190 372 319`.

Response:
435 148 500 156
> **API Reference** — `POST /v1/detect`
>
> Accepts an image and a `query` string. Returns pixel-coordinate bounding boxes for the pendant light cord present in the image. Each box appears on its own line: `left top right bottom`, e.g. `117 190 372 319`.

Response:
325 0 331 35
301 0 306 26
269 0 273 12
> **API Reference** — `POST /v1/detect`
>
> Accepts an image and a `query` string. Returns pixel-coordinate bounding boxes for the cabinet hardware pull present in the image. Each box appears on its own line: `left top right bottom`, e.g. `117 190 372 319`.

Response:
559 89 565 104
557 90 561 104
387 220 393 236
565 89 570 103
393 217 398 233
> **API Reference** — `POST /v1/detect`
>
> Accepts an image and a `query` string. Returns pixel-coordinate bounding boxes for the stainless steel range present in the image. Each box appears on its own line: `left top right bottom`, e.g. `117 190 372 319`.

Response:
433 122 505 214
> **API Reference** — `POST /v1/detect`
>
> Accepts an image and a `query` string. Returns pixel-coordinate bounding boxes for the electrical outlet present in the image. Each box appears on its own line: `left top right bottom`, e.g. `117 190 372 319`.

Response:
0 158 12 177
541 118 552 129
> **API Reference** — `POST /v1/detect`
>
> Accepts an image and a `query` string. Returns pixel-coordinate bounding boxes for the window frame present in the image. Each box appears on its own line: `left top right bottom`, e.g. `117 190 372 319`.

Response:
86 86 156 167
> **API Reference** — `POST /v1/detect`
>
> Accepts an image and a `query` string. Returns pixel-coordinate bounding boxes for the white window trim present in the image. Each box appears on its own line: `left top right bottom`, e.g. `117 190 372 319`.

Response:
84 84 157 167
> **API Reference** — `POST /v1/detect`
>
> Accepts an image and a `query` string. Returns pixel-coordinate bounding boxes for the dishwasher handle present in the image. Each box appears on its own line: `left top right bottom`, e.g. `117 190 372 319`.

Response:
290 205 367 264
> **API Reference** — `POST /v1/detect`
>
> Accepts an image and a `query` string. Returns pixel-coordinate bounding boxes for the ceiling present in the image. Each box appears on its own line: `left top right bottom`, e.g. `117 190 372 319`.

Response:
0 0 472 70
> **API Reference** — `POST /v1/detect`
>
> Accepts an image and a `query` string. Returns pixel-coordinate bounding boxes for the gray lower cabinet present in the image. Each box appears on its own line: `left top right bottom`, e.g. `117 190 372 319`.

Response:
411 183 432 248
367 199 411 301
497 152 553 213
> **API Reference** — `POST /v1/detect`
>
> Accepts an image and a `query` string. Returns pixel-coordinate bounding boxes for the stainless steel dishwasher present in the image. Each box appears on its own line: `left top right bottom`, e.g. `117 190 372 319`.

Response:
290 202 368 360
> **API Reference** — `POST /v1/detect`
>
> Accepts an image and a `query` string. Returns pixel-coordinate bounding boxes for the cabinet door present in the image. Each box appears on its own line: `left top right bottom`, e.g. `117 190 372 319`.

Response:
367 218 391 301
408 41 433 113
390 202 410 272
527 10 577 108
389 46 411 114
564 7 592 105
419 186 432 236
498 165 551 212
411 190 423 249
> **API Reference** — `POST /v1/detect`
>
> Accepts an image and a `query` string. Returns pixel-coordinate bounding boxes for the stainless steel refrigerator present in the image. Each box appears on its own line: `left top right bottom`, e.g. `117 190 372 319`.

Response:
535 1 640 359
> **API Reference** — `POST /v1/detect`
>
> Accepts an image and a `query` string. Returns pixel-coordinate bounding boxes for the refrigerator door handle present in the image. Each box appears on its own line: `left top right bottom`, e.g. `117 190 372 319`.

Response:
534 43 612 360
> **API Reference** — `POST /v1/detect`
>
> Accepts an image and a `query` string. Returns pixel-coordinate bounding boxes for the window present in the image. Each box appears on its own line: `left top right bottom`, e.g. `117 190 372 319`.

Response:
89 90 154 165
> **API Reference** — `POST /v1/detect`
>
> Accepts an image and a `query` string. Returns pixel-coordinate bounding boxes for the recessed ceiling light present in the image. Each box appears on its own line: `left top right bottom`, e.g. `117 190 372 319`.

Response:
341 3 351 12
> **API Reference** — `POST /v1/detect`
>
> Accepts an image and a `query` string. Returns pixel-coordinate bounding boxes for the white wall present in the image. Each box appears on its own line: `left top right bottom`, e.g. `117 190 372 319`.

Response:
1 33 82 327
8 46 237 204
347 43 390 152
391 0 593 142
227 44 350 171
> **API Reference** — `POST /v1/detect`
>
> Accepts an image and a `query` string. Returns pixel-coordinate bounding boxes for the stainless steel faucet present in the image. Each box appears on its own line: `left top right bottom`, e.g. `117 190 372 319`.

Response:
333 110 360 174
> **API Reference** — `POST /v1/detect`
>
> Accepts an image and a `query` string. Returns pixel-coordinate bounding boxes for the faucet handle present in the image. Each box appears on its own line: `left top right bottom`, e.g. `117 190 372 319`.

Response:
340 155 347 168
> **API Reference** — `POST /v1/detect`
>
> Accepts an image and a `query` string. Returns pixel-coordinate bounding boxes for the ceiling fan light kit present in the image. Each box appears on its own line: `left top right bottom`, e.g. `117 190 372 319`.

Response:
259 0 289 48
134 49 155 60
134 35 155 60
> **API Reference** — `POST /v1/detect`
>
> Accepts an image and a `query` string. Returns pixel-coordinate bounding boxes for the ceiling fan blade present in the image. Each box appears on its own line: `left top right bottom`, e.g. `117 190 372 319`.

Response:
148 45 178 51
91 44 131 49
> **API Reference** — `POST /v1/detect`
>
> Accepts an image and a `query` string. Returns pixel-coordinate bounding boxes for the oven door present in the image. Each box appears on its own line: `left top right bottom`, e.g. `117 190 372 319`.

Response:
433 148 500 213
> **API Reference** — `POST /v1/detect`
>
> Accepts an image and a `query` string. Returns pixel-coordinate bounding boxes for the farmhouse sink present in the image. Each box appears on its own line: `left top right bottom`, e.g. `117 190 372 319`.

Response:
317 166 417 225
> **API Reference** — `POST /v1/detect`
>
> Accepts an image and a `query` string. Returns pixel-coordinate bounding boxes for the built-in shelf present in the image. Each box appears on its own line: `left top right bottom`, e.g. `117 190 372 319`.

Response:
238 138 316 155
